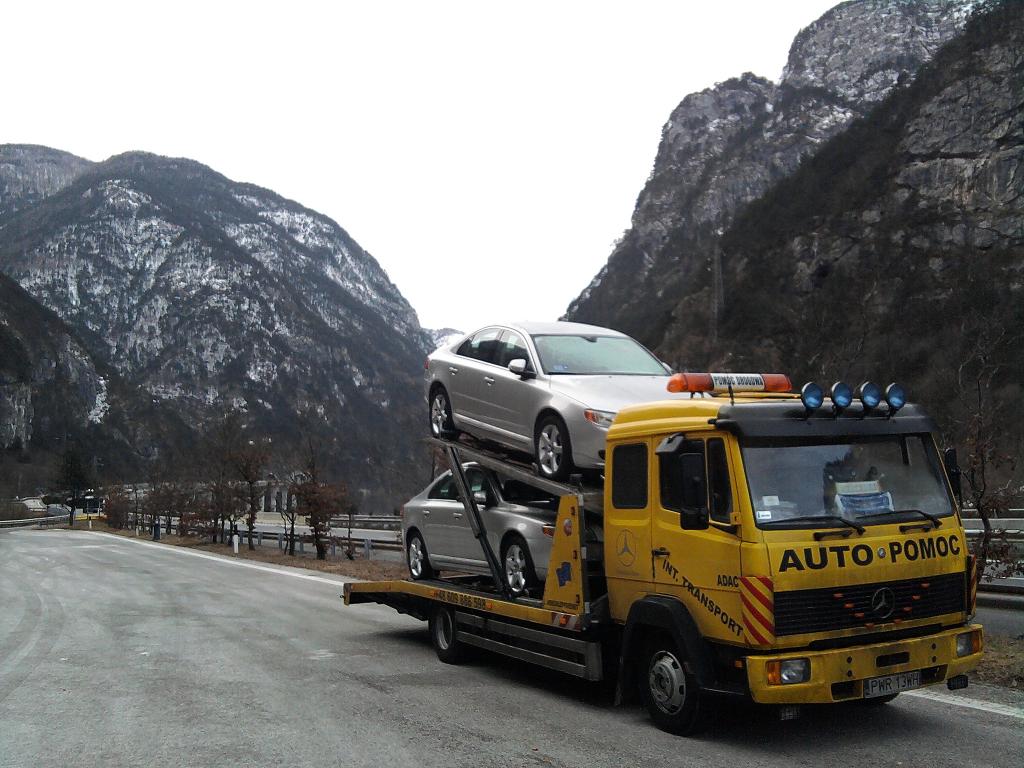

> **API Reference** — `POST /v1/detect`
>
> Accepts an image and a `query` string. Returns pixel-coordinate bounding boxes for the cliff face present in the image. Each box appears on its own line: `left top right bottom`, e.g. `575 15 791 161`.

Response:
0 150 432 506
570 0 1021 448
566 0 981 350
0 145 92 221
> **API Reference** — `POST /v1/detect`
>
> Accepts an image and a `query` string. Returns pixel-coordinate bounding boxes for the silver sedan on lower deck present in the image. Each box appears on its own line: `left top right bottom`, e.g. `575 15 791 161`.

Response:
402 464 559 596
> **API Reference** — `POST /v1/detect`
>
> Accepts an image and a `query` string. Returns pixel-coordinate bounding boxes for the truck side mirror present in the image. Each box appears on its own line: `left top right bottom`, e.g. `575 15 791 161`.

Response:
943 447 963 506
679 451 709 530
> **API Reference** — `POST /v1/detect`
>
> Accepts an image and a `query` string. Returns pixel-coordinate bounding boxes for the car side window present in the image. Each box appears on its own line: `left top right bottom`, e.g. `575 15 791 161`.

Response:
612 443 648 509
497 331 533 370
456 328 502 364
428 474 459 501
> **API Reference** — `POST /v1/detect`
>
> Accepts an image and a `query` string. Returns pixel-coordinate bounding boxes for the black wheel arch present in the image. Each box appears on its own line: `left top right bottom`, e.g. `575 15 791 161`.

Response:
616 596 717 705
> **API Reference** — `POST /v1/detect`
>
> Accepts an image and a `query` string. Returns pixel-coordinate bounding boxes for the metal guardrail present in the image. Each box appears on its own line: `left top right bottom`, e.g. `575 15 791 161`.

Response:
159 521 403 553
0 514 70 528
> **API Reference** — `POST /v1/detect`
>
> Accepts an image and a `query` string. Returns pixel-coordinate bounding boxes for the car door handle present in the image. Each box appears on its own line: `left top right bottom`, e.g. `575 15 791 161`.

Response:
652 547 671 558
483 376 495 385
448 366 459 374
422 510 430 516
453 512 463 519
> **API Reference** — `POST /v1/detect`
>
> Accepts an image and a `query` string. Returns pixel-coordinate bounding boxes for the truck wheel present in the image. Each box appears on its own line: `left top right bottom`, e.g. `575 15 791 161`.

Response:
641 636 708 735
502 535 541 597
406 531 435 580
429 387 458 439
429 605 464 664
535 414 575 481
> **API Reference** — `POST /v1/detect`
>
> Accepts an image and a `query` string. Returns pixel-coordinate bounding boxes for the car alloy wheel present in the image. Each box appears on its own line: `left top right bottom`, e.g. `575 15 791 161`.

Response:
504 542 529 595
537 423 563 476
408 537 426 578
430 391 451 438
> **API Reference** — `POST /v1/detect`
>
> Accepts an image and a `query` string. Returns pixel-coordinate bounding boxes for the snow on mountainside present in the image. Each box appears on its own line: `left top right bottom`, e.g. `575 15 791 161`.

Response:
0 150 432 507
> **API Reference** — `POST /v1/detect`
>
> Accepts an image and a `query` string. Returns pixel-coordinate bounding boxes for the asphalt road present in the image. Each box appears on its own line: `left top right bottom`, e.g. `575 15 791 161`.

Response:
1 528 1021 768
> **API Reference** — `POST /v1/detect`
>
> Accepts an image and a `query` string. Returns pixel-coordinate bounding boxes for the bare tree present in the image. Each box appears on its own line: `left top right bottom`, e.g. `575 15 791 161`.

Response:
955 321 1021 580
290 439 347 560
233 440 269 550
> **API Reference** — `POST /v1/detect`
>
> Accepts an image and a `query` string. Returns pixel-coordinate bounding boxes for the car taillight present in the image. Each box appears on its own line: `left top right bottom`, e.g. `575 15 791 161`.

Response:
424 358 429 370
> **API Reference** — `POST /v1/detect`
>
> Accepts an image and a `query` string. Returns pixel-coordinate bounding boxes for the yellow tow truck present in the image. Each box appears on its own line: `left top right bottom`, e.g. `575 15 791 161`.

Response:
344 373 983 734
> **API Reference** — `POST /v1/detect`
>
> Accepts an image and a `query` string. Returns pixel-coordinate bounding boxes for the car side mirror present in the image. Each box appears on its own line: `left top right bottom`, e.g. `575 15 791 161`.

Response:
679 451 709 530
472 490 489 507
508 358 534 379
943 447 963 506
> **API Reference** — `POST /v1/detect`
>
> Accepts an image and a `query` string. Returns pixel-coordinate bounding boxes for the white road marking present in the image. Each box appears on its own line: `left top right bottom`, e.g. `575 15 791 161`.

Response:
904 689 1023 720
83 531 357 588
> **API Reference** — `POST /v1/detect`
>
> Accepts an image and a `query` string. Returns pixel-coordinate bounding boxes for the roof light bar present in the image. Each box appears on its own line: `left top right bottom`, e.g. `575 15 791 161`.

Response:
666 372 792 394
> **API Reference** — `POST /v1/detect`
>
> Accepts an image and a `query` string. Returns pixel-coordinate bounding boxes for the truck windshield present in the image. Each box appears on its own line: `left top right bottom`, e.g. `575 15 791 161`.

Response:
741 435 954 529
531 335 666 375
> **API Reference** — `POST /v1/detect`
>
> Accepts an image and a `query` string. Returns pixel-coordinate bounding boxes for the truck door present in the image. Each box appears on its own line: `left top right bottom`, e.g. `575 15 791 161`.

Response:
652 434 746 645
603 440 655 622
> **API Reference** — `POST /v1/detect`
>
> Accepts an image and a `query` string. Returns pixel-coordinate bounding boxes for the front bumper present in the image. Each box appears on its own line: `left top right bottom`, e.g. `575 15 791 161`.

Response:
746 624 983 704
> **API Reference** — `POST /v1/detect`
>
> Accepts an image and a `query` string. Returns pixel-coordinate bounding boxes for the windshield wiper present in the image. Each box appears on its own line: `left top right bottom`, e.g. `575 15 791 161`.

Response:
896 508 942 530
763 514 866 537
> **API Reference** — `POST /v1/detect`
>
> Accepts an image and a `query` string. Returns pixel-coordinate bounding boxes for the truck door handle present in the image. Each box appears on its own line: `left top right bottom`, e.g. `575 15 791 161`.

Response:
652 547 671 557
483 376 495 385
448 366 459 374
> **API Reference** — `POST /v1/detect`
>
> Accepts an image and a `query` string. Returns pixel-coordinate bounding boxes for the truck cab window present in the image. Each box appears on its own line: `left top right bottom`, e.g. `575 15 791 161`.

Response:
612 443 648 509
707 438 732 525
659 439 706 516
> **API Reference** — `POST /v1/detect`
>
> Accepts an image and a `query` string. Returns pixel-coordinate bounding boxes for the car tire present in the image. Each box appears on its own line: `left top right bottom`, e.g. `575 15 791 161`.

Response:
429 386 458 439
501 534 541 597
429 605 465 664
535 413 575 482
640 633 710 736
406 530 435 580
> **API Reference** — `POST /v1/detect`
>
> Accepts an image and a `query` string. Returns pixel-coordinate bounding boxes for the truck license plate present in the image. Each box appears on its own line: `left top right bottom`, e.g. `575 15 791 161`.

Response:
864 670 921 698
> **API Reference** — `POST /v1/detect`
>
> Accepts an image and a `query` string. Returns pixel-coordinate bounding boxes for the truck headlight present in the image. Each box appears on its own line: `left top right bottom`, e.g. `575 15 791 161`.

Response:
766 658 810 685
583 409 616 428
956 630 982 657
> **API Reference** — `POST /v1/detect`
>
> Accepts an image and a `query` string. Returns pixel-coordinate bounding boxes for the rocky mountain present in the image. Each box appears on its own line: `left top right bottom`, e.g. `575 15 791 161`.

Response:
0 145 91 221
565 0 1020 447
566 0 981 346
0 150 433 507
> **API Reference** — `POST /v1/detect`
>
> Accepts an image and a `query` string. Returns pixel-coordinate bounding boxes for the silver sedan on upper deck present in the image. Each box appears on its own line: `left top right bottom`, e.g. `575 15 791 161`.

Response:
426 321 678 481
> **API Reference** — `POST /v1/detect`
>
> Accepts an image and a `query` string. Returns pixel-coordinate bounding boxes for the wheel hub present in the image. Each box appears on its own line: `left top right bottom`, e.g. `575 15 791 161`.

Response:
648 651 686 714
409 538 424 577
430 395 448 436
538 425 563 474
505 544 527 593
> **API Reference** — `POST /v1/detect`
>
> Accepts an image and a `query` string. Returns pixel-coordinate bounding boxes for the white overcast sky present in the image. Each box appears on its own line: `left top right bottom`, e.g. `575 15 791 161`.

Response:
4 0 837 334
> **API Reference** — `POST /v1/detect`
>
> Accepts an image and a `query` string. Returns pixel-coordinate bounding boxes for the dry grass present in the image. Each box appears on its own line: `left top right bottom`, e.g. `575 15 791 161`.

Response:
975 633 1024 689
90 522 406 581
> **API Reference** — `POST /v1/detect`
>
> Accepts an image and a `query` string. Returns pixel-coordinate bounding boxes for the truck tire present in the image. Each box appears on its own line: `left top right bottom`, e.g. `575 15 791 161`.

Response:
406 530 435 580
640 635 709 736
429 605 465 665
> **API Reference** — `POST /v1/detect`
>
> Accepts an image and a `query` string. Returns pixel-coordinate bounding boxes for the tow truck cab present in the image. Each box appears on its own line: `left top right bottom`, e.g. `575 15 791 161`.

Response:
605 379 982 710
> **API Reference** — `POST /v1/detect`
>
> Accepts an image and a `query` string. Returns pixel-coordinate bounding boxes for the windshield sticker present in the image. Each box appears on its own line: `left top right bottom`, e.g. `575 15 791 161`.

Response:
762 495 780 506
551 363 570 372
836 491 894 517
756 510 773 521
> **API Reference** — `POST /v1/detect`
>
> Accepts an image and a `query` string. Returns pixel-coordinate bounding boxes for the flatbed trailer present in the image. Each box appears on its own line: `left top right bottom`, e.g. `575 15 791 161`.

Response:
345 438 610 680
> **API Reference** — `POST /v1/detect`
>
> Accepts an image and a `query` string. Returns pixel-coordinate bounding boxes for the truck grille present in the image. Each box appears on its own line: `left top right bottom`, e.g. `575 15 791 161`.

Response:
774 573 964 637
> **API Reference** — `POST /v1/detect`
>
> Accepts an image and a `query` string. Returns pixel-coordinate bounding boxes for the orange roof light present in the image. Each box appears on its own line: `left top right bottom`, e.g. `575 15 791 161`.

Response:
666 372 792 394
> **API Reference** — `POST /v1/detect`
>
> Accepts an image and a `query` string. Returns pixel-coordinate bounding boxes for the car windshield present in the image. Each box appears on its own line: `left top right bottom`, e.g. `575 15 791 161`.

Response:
742 435 954 528
531 334 666 375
